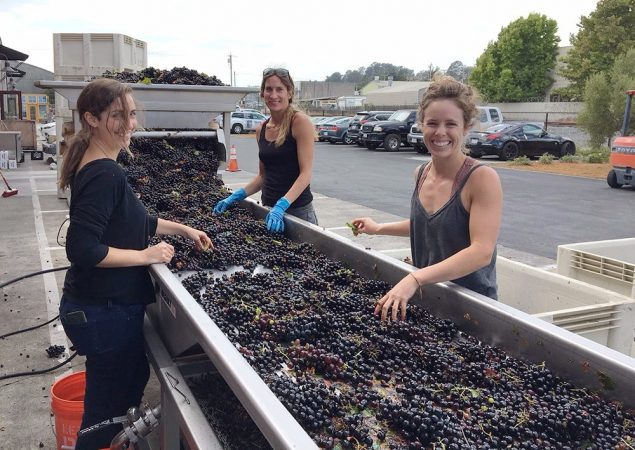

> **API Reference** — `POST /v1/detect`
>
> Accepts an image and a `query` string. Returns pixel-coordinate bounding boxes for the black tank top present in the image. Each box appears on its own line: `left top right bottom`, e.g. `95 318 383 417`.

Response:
409 157 498 299
258 117 313 208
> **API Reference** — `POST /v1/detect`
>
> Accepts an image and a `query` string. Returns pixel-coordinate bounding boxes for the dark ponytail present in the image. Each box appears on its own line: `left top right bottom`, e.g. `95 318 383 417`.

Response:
59 128 91 190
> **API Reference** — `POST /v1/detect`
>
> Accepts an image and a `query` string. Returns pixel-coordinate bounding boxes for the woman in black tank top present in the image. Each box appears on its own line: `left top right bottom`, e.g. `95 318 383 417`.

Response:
213 68 318 232
351 77 503 321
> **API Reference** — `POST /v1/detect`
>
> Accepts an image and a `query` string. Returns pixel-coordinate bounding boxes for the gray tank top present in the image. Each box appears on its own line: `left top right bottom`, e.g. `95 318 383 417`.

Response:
410 158 498 299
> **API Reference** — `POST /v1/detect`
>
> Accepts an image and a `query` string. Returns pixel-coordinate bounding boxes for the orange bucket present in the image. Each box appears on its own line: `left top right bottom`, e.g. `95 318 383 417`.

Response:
51 371 85 450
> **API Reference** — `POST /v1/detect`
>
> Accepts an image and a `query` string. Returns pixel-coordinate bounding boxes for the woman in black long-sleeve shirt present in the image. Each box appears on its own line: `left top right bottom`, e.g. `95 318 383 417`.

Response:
58 79 213 449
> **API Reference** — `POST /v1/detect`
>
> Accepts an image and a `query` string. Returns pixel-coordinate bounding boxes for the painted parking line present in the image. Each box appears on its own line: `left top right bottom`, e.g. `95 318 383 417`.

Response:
29 178 70 355
378 247 412 255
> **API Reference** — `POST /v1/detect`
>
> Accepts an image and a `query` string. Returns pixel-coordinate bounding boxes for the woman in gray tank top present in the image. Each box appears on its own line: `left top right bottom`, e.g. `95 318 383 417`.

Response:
351 76 502 321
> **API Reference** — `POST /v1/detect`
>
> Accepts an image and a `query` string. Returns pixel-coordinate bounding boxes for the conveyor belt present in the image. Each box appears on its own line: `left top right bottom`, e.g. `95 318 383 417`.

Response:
147 198 635 449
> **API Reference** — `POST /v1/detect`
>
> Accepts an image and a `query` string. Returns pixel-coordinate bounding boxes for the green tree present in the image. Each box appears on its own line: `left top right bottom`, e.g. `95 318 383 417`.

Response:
469 13 560 102
325 72 342 82
577 73 617 147
326 62 416 87
560 0 635 98
415 64 441 81
343 68 365 84
445 61 472 83
364 62 414 82
577 49 635 147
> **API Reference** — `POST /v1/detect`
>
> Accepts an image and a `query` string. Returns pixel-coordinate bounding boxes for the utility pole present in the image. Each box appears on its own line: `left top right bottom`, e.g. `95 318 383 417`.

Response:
227 52 237 86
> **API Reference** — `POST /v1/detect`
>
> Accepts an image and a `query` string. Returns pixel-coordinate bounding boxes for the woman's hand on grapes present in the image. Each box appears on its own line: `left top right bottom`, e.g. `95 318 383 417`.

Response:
184 226 213 252
374 273 420 321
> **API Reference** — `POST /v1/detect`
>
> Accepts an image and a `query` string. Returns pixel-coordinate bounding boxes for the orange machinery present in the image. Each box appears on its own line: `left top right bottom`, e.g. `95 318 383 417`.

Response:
607 90 635 189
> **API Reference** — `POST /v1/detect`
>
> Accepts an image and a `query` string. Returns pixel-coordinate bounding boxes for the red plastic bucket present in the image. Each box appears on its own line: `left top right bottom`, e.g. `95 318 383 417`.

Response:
51 371 85 450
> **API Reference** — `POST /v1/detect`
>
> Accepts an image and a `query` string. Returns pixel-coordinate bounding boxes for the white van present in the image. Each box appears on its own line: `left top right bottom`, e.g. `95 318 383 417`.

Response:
474 106 503 132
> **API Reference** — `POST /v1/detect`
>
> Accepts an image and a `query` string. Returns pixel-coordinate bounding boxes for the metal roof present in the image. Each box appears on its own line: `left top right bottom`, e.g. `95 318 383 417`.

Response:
0 44 29 61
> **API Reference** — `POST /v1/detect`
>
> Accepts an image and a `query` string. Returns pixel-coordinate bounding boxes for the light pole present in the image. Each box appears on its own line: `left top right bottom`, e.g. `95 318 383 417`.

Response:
227 53 237 86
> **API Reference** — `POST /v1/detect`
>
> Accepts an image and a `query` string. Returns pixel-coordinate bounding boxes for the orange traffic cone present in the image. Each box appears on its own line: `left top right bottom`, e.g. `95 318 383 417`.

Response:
226 144 241 172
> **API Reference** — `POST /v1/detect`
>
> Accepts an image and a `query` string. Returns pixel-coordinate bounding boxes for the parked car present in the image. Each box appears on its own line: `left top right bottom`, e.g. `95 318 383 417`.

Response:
359 109 417 151
236 108 263 115
407 123 427 154
311 116 332 129
316 116 345 142
318 117 353 144
348 111 394 145
310 116 329 141
466 122 576 161
221 111 267 134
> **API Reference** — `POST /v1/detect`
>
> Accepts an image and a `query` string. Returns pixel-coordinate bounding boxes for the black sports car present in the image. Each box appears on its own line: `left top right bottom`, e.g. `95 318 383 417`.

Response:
466 123 576 161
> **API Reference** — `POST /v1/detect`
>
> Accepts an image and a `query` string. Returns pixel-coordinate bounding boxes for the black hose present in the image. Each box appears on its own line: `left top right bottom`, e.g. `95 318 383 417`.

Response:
0 266 74 379
0 265 70 290
0 314 60 340
0 266 69 339
0 351 79 381
57 217 69 247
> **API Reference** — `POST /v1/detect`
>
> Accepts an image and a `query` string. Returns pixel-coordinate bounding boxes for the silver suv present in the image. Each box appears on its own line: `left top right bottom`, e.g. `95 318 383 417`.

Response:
228 111 267 134
215 111 267 134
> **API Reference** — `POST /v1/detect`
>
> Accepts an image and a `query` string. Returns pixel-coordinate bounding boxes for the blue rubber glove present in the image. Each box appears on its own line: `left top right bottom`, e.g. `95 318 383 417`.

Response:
265 197 291 233
213 188 247 214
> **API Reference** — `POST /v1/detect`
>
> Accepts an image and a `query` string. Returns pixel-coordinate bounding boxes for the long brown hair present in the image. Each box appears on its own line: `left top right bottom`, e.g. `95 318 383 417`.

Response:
59 79 134 189
261 69 299 147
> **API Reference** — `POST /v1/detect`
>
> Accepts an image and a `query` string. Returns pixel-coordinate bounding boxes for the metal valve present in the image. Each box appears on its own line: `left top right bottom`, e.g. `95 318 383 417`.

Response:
110 402 161 450
77 402 161 450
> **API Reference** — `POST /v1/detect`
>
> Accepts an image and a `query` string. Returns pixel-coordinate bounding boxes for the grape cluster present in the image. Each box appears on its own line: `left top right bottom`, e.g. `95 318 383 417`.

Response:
45 345 65 358
189 371 272 450
123 137 635 449
98 66 225 86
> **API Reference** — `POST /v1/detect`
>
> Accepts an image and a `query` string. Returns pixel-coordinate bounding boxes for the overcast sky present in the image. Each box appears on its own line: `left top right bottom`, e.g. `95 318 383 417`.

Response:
2 0 599 87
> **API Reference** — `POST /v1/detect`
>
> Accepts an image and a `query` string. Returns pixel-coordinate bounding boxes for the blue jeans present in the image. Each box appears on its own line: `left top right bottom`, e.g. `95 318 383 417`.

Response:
287 202 318 225
60 297 150 450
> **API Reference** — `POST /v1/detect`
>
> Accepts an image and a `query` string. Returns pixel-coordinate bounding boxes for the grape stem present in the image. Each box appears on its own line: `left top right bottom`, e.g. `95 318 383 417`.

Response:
621 438 635 450
462 426 473 445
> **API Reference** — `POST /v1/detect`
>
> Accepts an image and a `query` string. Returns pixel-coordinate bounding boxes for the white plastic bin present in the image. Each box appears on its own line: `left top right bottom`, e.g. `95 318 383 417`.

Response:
557 238 635 298
497 257 635 355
